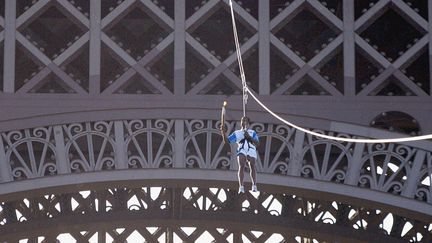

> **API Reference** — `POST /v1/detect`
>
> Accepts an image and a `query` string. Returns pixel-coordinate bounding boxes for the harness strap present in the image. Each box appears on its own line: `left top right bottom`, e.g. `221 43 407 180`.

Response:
239 132 254 152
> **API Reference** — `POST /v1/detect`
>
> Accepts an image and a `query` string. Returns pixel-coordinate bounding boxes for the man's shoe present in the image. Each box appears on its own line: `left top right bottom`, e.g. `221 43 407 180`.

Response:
251 184 258 192
238 186 245 193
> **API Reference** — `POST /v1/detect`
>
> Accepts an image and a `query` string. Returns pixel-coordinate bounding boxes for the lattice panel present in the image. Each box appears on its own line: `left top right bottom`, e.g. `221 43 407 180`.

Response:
1 186 431 242
1 126 57 180
124 119 175 169
0 0 428 97
299 129 355 182
184 119 232 169
63 121 116 172
357 143 416 195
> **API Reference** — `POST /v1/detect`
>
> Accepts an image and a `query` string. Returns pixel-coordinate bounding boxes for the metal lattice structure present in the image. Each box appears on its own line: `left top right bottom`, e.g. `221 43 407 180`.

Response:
1 185 429 242
0 118 432 242
0 0 430 131
0 0 432 242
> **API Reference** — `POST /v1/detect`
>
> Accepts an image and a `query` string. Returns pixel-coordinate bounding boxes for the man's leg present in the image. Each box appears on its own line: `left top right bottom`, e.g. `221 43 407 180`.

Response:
248 156 257 191
237 154 247 192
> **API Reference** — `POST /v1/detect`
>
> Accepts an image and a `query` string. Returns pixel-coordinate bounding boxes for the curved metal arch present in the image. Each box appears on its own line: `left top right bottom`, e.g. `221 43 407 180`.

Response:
0 180 422 243
62 122 117 172
124 128 175 147
370 110 422 134
0 169 431 223
299 138 353 181
123 120 176 169
0 117 430 242
256 133 294 173
357 143 416 193
183 119 232 169
0 212 407 243
1 118 432 218
3 129 58 179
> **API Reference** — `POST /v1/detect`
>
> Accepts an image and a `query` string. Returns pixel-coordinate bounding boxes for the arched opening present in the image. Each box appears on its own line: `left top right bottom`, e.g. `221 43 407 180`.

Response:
370 111 421 135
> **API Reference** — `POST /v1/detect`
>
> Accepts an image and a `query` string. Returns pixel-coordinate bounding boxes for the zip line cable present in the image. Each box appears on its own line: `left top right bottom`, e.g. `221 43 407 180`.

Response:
228 0 432 143
246 87 432 143
228 0 248 117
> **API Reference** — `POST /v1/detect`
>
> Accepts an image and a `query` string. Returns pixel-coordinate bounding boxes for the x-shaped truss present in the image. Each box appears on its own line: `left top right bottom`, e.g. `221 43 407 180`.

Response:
14 0 175 95
354 0 429 96
6 0 431 97
270 0 429 96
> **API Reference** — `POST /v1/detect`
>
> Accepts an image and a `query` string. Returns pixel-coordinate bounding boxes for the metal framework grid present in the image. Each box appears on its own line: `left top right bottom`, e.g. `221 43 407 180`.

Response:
0 0 430 131
1 185 427 242
0 0 431 242
0 118 431 242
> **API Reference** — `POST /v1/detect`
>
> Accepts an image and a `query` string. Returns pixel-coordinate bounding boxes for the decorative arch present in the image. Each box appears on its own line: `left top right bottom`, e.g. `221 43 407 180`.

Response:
370 111 421 135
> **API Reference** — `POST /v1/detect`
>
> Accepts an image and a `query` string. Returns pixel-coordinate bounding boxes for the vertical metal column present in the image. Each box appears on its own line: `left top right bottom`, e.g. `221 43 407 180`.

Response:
233 232 242 243
0 134 12 182
345 142 365 185
3 0 16 92
174 0 186 95
259 0 270 95
166 226 173 243
288 130 305 176
343 0 355 96
53 125 70 174
429 0 432 96
114 121 128 169
174 120 185 168
89 0 101 94
401 150 426 197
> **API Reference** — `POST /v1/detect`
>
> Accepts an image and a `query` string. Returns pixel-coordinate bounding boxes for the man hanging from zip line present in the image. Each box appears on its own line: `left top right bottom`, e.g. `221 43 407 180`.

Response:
220 116 259 193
